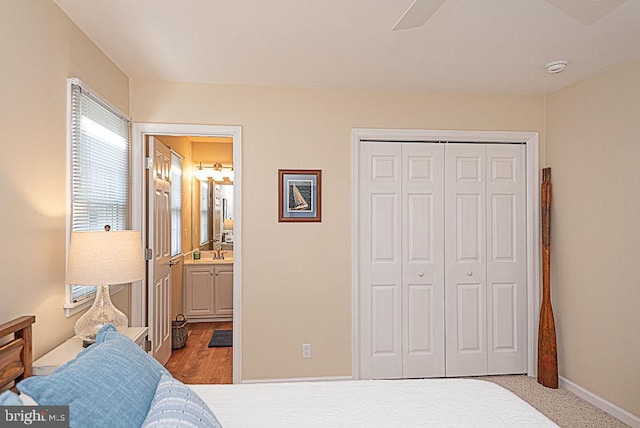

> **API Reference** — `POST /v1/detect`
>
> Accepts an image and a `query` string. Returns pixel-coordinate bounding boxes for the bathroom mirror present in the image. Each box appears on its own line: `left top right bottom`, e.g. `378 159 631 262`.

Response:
193 178 233 250
214 184 234 246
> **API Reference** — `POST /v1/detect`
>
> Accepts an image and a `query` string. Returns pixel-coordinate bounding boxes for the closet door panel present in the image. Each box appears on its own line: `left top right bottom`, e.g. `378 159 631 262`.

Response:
402 144 445 378
445 144 488 377
486 144 527 374
456 194 482 261
360 141 527 380
456 283 484 354
360 142 403 379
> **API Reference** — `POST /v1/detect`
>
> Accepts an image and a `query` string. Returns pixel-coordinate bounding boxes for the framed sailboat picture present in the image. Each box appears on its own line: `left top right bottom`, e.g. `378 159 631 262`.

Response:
278 169 322 222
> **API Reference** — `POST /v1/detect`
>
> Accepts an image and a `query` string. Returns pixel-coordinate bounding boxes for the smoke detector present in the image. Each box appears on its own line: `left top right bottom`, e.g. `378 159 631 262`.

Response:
545 60 569 74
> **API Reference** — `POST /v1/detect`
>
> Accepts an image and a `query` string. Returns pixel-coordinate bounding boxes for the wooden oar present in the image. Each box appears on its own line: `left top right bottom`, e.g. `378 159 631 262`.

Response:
538 167 558 388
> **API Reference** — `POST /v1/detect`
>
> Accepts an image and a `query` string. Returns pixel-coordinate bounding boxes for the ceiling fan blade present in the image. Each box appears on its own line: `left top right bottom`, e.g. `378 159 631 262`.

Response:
543 0 632 25
392 0 448 31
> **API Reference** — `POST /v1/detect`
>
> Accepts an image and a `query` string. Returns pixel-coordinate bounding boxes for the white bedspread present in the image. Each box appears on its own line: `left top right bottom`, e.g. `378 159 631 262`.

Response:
190 378 558 427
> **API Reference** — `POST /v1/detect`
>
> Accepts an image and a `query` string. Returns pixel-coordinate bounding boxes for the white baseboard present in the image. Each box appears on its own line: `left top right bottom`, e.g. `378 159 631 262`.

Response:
559 376 640 428
242 376 353 384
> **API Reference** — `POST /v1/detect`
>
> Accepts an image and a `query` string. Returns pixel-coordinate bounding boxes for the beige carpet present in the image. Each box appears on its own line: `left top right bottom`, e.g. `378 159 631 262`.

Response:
476 375 629 427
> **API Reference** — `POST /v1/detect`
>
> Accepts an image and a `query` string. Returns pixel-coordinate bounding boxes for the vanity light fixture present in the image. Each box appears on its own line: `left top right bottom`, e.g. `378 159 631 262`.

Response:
194 162 206 181
194 162 234 183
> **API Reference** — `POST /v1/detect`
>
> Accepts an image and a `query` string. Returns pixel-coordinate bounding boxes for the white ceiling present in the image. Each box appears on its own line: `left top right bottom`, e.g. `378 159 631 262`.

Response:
53 0 640 95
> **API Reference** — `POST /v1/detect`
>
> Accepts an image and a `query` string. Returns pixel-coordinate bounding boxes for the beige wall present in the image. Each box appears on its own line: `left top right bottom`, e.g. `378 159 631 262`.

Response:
192 141 233 166
131 79 544 380
545 57 640 416
0 0 129 358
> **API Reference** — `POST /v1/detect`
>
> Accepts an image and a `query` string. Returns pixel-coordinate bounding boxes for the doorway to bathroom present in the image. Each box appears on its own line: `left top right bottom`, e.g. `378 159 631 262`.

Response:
130 123 242 384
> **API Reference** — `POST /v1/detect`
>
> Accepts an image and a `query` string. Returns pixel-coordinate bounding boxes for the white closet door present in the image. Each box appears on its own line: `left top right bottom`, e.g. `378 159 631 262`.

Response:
401 143 445 378
486 144 527 374
360 141 527 379
360 142 403 379
445 144 488 377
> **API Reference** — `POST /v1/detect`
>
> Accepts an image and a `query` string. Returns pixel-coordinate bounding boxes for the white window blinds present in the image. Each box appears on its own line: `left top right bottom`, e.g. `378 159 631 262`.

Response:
171 152 183 257
69 81 131 302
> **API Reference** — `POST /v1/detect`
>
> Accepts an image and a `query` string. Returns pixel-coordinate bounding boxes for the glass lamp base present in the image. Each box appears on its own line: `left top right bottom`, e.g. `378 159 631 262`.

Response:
74 284 128 345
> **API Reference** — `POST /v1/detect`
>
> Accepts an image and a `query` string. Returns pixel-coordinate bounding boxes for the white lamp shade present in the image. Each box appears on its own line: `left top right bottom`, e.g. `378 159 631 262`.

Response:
223 218 234 231
66 230 145 286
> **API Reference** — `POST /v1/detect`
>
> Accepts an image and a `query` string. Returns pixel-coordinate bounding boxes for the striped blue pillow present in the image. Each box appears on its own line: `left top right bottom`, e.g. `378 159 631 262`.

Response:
142 374 221 428
0 390 23 405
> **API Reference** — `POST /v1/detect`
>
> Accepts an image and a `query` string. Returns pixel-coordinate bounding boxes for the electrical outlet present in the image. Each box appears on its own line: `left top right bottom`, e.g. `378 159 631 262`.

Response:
302 343 312 359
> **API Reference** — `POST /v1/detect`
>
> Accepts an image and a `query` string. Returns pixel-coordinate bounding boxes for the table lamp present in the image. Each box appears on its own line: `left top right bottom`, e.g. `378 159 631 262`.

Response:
223 218 234 242
65 230 145 346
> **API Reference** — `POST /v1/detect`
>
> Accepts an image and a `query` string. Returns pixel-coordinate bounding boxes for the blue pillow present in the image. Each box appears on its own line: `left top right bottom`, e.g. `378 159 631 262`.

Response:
0 390 38 405
18 325 168 428
142 374 221 428
0 390 23 405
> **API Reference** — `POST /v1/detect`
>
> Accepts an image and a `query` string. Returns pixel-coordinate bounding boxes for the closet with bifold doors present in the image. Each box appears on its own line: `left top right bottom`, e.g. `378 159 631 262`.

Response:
359 141 527 379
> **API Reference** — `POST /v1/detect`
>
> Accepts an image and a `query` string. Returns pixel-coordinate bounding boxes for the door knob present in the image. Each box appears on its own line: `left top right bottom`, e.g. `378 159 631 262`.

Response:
467 271 473 276
418 272 424 277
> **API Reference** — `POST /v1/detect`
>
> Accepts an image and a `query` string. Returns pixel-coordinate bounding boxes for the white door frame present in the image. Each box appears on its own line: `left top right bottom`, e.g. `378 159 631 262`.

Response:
351 128 540 379
131 123 243 384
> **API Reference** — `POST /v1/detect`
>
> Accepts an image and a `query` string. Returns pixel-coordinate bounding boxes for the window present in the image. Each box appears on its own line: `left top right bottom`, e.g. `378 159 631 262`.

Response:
171 152 183 257
200 181 209 245
67 79 131 305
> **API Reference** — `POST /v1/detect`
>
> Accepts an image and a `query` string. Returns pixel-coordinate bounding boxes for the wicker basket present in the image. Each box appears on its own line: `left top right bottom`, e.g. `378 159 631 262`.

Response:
172 314 188 349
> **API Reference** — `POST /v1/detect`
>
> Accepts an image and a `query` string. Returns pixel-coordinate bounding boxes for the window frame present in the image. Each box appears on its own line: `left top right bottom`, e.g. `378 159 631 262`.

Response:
199 180 209 246
170 150 183 258
64 78 132 317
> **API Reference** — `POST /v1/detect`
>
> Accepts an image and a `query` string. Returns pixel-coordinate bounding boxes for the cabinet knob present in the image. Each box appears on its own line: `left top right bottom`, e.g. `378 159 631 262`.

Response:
418 272 424 277
467 271 473 276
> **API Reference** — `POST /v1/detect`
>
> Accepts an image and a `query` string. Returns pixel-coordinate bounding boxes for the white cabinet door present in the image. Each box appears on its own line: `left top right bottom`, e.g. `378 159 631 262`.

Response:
402 143 445 378
214 265 234 317
360 142 403 379
445 144 488 377
184 266 215 318
486 144 527 374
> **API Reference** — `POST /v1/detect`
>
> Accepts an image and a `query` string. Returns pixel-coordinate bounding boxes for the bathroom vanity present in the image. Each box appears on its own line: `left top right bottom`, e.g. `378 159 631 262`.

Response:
183 251 233 321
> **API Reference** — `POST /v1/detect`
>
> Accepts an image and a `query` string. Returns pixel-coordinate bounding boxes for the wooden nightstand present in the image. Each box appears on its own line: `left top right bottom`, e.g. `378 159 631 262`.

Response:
32 327 148 376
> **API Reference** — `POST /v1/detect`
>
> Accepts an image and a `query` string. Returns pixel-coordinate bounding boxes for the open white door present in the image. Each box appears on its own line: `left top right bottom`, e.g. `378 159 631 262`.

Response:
147 136 172 365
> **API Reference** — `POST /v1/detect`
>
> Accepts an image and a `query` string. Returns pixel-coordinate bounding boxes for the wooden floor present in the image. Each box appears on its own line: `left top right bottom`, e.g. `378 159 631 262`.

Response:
165 321 233 384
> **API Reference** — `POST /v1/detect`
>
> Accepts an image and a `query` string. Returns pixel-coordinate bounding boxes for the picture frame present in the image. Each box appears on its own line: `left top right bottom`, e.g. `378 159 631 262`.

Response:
278 169 322 222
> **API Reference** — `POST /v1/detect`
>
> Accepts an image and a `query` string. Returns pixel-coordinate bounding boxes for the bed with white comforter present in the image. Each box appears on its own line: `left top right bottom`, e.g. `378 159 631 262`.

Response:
191 378 558 428
1 320 557 428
